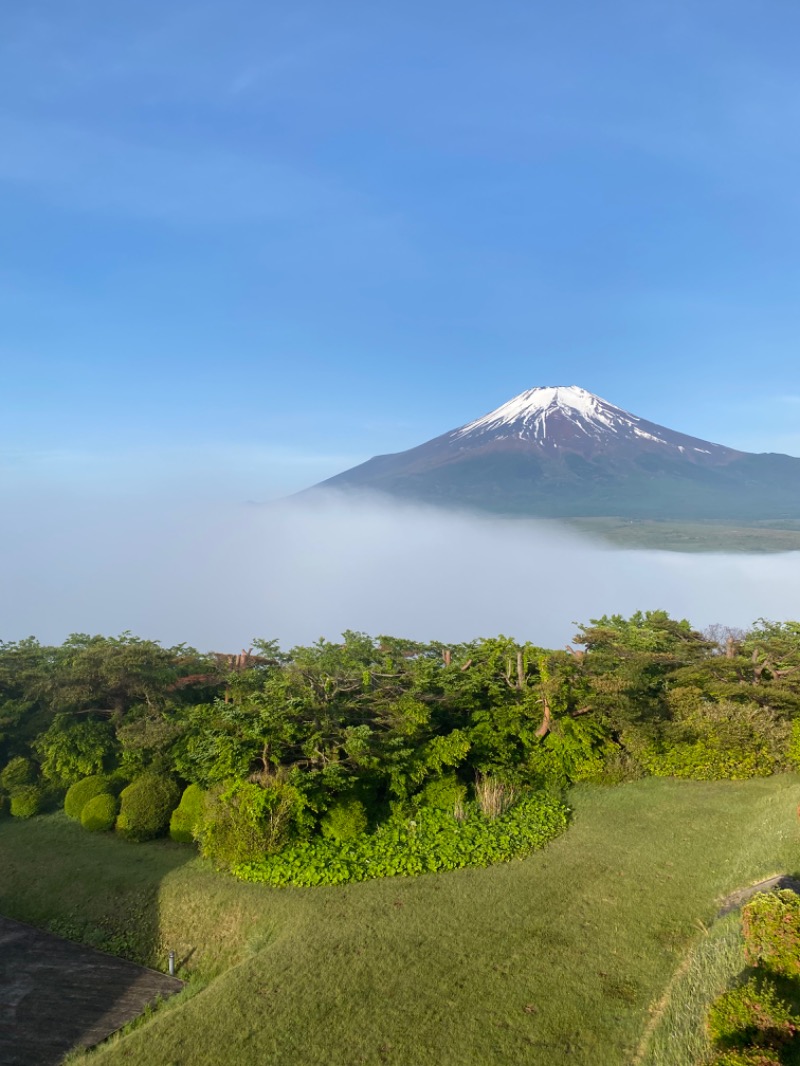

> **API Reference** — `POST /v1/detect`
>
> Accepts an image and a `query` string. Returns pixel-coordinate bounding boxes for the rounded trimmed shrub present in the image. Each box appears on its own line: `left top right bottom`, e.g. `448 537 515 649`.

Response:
0 756 36 794
81 792 118 832
64 775 110 820
10 785 44 819
116 773 180 842
169 783 205 843
321 798 369 843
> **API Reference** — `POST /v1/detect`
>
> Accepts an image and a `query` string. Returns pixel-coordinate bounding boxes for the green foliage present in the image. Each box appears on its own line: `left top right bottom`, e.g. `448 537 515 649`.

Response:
320 798 369 842
116 773 180 842
705 1049 784 1065
742 890 800 978
0 756 36 794
35 714 118 787
195 779 308 869
528 717 611 788
169 783 205 844
706 977 796 1050
64 775 112 820
235 793 569 887
787 720 800 771
414 774 467 812
640 741 775 781
81 792 118 832
7 614 800 888
10 785 44 818
640 696 787 780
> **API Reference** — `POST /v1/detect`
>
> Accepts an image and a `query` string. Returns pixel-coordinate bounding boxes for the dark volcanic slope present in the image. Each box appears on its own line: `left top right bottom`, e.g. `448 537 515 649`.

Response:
315 386 800 521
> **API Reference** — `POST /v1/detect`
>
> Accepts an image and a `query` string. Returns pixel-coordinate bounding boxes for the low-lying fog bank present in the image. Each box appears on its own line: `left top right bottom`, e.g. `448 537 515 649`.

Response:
3 489 800 650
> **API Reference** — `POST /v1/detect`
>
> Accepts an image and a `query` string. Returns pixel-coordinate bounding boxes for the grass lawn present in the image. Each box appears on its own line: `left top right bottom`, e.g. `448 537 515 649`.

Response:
2 776 799 1065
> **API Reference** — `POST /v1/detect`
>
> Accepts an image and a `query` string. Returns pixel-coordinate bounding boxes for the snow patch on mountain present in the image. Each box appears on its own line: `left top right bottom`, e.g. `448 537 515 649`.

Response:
451 385 655 443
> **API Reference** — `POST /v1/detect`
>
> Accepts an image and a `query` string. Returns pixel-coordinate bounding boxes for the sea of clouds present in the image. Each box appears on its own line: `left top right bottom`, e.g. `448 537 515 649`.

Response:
3 488 800 651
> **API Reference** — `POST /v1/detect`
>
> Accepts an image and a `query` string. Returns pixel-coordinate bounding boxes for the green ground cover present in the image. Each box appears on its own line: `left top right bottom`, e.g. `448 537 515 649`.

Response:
2 776 800 1065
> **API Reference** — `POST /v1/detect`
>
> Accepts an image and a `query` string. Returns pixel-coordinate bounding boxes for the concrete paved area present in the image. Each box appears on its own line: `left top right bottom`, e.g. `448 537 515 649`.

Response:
0 916 182 1065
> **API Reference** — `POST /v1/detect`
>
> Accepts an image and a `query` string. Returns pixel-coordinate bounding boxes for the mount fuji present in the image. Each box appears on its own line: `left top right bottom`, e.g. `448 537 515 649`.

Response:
313 386 800 525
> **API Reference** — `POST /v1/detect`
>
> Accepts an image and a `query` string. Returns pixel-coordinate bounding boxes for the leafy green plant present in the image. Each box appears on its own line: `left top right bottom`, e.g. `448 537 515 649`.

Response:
413 774 467 813
116 773 180 841
35 715 118 787
235 793 569 887
320 798 368 842
81 792 118 832
195 779 307 868
64 775 111 820
10 785 44 818
707 976 796 1050
169 783 205 843
742 890 800 978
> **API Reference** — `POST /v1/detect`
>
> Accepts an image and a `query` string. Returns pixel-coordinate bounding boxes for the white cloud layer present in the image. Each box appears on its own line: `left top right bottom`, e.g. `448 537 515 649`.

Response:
3 490 800 651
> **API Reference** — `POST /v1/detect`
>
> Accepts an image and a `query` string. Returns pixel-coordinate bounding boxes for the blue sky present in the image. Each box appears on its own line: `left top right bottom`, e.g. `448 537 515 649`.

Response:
3 0 800 501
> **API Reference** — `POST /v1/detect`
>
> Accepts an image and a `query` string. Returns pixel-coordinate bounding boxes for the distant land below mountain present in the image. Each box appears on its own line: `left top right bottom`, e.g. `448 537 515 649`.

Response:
309 386 800 552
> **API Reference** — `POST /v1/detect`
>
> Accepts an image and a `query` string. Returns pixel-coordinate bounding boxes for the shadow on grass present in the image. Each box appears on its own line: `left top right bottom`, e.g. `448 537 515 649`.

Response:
0 813 193 1063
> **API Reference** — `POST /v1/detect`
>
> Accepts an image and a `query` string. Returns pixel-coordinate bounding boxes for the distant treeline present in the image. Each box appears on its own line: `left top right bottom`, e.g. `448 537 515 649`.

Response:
1 613 799 883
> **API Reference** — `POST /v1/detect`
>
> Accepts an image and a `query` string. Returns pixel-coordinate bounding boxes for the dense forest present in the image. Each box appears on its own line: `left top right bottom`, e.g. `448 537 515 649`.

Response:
2 611 799 884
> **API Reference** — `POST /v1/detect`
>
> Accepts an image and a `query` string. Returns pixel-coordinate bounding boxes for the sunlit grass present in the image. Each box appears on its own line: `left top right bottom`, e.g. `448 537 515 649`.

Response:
2 776 799 1065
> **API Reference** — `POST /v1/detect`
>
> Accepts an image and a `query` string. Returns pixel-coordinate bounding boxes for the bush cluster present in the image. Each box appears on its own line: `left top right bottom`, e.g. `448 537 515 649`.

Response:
320 798 369 843
707 977 796 1050
705 889 800 1063
235 793 569 887
641 743 774 781
706 1049 784 1066
64 775 111 820
742 891 800 978
196 780 306 868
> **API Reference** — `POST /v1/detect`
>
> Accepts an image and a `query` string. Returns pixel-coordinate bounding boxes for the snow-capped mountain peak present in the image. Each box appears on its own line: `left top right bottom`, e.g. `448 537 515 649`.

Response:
452 385 657 445
312 382 800 526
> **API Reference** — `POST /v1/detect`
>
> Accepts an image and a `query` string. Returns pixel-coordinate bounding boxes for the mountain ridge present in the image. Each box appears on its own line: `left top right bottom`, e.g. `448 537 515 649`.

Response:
312 386 800 524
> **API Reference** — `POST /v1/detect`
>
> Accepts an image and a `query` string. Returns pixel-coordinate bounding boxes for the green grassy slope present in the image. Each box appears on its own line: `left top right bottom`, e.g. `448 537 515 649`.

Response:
2 778 799 1066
